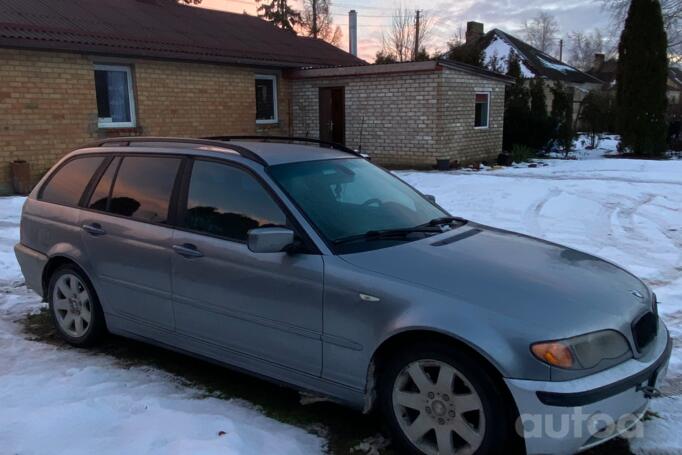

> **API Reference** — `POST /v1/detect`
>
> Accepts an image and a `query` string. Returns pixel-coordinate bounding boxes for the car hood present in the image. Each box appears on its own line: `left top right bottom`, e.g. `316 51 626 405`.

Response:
339 223 650 338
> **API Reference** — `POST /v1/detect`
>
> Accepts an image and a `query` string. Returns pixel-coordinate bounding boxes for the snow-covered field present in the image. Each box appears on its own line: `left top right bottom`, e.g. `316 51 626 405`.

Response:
0 153 680 454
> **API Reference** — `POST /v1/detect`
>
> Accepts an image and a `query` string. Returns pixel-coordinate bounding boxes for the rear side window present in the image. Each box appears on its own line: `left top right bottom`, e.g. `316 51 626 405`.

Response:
109 156 181 223
183 160 286 241
40 156 105 206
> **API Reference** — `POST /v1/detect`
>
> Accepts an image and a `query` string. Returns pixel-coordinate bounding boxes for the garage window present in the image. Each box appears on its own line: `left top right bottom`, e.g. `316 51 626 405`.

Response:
474 93 490 128
255 75 278 124
94 64 136 128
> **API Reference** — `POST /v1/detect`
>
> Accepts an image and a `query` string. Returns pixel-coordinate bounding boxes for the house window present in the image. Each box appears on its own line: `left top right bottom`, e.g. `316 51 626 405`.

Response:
474 93 490 128
255 75 278 124
94 64 136 128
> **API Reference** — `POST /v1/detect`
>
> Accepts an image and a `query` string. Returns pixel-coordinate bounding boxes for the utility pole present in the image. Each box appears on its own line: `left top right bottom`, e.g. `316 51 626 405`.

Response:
414 9 420 61
312 0 318 38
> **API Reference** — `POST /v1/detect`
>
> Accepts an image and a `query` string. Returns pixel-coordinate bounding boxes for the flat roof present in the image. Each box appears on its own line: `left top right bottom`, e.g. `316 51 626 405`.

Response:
288 59 514 83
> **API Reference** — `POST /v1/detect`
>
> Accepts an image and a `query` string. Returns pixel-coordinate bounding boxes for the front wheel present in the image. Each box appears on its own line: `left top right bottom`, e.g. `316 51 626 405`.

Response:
378 343 519 455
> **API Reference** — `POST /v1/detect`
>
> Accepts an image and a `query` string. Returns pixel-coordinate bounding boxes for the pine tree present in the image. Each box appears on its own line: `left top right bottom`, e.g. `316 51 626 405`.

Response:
529 78 551 150
503 52 532 150
550 82 575 157
616 0 668 156
256 0 302 32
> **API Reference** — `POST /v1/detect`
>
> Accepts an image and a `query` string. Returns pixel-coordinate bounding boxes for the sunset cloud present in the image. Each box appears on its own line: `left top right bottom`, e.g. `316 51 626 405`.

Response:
197 0 613 62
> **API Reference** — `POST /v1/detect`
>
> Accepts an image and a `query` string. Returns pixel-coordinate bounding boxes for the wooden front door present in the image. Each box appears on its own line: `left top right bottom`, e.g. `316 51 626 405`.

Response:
319 87 345 145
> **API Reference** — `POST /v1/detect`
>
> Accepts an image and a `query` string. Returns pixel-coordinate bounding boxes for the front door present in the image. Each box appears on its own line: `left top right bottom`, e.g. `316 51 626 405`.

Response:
171 159 324 376
319 87 345 144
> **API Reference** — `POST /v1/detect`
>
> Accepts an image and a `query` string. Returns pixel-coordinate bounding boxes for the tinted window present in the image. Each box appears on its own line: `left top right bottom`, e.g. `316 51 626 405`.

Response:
88 157 120 211
109 156 180 223
41 156 105 206
184 161 286 241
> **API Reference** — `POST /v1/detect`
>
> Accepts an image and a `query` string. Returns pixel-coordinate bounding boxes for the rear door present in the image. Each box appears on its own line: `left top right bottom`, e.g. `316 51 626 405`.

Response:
170 159 324 375
80 154 183 331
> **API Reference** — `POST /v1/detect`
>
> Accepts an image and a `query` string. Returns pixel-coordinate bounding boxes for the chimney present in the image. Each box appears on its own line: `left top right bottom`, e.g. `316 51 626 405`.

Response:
593 53 605 70
349 10 358 57
465 21 484 45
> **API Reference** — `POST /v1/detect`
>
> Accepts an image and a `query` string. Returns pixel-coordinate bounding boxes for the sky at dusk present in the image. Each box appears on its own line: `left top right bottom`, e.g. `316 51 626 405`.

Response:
198 0 614 62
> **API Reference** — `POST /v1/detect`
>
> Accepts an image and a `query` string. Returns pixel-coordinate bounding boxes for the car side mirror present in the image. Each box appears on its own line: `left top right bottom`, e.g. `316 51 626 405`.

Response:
247 227 296 253
424 194 437 204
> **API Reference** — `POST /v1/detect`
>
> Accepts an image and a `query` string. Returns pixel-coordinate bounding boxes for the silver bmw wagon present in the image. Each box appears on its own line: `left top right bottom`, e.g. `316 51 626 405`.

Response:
15 137 671 455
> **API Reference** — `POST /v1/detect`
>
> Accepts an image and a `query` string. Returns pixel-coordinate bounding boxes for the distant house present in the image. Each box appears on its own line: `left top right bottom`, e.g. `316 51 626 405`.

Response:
0 0 510 194
452 22 604 120
588 55 682 106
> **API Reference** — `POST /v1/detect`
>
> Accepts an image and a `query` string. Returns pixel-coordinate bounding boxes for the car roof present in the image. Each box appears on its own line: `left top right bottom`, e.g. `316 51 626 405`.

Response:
74 137 358 167
227 141 352 165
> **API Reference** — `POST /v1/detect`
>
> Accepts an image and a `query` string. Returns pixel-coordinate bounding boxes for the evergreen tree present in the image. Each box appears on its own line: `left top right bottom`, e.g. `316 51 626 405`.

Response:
580 91 615 147
550 82 575 157
616 0 668 156
375 50 398 64
503 52 532 151
529 78 551 150
447 42 484 67
256 0 302 32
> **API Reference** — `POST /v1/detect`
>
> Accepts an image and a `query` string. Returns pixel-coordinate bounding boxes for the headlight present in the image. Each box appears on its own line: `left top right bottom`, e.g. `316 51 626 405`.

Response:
531 330 631 370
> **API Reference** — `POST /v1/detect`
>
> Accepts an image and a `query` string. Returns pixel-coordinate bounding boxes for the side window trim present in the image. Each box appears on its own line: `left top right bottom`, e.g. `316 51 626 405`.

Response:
79 155 114 208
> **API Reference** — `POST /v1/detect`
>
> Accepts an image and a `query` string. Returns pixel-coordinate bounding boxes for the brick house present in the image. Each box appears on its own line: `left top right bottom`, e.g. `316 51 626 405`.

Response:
452 22 604 123
0 0 509 194
291 61 511 167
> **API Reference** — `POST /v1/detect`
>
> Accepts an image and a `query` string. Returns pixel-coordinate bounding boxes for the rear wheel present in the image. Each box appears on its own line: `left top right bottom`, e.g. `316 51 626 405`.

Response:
378 343 519 455
48 265 106 347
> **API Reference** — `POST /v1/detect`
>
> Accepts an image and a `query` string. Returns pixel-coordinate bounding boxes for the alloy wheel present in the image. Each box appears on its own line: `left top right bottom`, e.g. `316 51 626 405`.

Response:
52 273 92 338
392 359 486 455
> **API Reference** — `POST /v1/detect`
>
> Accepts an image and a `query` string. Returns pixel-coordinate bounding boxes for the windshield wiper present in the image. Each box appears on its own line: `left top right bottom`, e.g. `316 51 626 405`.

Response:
419 216 467 228
332 225 445 245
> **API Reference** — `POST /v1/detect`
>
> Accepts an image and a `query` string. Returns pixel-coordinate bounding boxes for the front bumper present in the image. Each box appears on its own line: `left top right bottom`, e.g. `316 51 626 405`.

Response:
505 321 671 455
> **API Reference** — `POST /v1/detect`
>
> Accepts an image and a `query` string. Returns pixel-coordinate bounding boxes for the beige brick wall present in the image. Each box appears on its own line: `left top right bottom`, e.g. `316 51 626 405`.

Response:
0 48 290 194
291 68 506 168
438 70 505 165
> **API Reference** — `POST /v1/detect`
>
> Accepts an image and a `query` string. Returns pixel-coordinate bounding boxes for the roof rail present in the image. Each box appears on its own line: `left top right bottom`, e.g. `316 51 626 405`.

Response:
82 136 267 165
204 135 365 158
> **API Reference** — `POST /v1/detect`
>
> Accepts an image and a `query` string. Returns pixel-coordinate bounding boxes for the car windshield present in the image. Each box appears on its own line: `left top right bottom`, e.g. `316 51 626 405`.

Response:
268 158 449 245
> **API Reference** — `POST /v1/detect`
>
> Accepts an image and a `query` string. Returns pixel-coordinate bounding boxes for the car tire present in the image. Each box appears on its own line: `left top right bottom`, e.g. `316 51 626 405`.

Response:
378 342 521 455
48 264 106 347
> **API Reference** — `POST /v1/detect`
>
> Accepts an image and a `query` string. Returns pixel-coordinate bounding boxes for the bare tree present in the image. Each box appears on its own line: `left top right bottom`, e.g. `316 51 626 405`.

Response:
381 8 434 62
568 30 605 70
300 0 343 46
602 0 681 62
523 11 560 55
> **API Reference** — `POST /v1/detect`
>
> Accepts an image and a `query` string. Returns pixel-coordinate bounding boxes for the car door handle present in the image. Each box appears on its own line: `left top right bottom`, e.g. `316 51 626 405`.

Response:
82 223 106 236
172 243 204 258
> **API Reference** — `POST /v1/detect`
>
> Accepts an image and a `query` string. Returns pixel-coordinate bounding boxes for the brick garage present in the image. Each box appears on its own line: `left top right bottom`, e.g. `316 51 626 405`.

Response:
0 0 362 194
290 61 511 168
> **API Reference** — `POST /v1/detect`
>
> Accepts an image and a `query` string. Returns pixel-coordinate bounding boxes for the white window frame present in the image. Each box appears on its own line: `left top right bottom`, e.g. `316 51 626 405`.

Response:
94 64 137 129
474 91 491 129
255 74 279 125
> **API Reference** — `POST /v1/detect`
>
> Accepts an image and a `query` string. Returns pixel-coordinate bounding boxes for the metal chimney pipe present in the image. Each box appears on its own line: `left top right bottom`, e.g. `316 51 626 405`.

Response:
349 10 358 56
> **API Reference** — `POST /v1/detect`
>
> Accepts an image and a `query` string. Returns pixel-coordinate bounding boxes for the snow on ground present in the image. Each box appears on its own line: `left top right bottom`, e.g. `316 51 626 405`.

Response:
397 157 682 454
0 199 322 454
